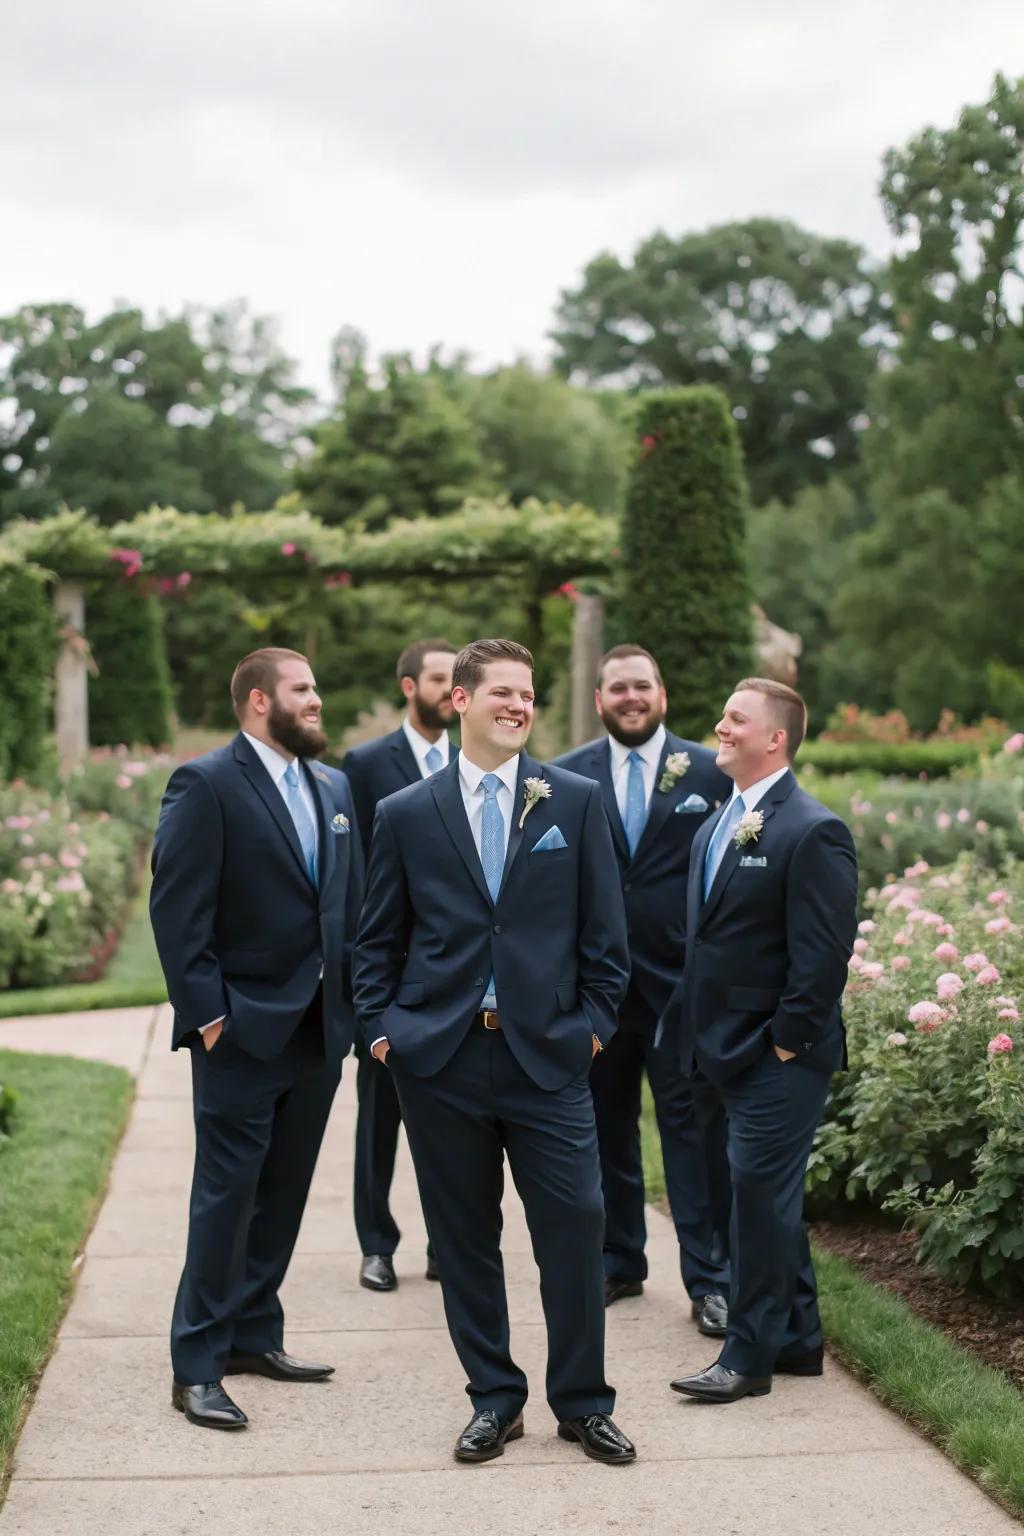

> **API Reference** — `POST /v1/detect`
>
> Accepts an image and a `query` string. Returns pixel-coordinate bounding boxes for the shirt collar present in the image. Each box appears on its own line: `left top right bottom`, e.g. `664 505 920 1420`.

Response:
727 765 789 812
607 722 666 775
243 730 295 786
458 750 520 798
402 715 449 769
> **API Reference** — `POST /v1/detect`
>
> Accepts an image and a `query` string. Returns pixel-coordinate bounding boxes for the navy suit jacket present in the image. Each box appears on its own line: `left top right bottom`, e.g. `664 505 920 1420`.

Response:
343 727 443 854
657 769 857 1085
150 732 364 1068
352 753 630 1091
553 732 730 1019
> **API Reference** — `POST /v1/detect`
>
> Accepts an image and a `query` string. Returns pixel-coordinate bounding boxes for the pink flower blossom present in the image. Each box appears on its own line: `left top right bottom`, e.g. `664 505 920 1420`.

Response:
58 850 81 869
935 812 952 830
177 571 192 588
936 923 956 937
998 1009 1020 1023
885 1031 908 1047
933 942 959 962
887 888 920 913
848 953 864 972
891 956 911 972
878 883 901 901
976 820 990 834
885 811 900 825
987 890 1012 905
985 916 1013 934
908 1001 946 1032
975 965 1002 986
956 808 971 823
853 938 869 955
893 930 910 947
963 952 989 972
280 541 297 556
858 919 876 935
929 874 952 889
992 995 1017 1009
904 860 930 879
861 962 885 980
987 1033 1014 1056
115 774 133 789
1003 733 1024 754
55 872 85 893
936 973 964 1001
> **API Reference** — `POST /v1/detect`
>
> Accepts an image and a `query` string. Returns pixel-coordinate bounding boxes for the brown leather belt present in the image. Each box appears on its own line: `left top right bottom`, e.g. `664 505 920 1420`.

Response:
474 1009 502 1032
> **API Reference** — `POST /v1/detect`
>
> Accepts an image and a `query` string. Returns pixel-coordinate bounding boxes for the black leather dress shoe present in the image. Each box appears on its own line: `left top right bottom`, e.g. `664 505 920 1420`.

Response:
692 1292 729 1337
670 1362 771 1403
774 1343 824 1376
604 1277 643 1307
225 1350 334 1382
425 1251 440 1282
453 1410 524 1462
557 1413 636 1464
172 1380 248 1430
360 1254 397 1291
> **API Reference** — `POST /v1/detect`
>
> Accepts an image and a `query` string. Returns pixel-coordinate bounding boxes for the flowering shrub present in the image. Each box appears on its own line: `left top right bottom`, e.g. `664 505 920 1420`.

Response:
810 854 1024 1294
0 1079 15 1148
0 751 169 988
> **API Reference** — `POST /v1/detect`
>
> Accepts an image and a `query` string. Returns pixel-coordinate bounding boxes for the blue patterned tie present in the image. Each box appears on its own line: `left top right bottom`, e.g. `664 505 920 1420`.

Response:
283 762 318 886
424 744 443 775
480 773 504 1007
703 793 745 900
623 749 647 857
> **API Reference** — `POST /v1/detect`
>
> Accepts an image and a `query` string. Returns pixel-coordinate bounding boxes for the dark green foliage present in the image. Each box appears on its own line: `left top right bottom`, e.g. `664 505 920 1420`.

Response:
619 389 753 738
799 740 983 778
86 582 173 747
0 565 57 781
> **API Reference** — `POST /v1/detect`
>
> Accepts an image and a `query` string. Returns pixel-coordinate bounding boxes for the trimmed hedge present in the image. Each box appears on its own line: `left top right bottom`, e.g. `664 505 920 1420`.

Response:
0 564 57 782
619 388 753 739
86 581 173 747
800 740 982 777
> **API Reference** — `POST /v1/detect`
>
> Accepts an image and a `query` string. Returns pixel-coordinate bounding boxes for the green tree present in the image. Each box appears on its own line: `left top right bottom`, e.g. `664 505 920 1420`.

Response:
619 388 753 737
87 581 174 747
552 218 886 505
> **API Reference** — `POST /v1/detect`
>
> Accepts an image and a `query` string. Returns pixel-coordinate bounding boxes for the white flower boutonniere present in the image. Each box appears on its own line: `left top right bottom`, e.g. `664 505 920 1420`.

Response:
519 776 552 830
657 751 691 794
734 809 764 849
331 812 350 832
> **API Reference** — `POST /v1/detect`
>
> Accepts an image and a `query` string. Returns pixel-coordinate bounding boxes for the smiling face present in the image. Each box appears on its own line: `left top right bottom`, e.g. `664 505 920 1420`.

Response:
714 688 787 789
263 658 328 758
596 654 667 746
405 649 456 734
453 659 534 768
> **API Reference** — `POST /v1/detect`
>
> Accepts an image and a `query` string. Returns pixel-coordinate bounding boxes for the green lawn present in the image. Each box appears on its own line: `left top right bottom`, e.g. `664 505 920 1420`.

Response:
0 868 166 1020
0 1050 134 1497
640 1086 1024 1519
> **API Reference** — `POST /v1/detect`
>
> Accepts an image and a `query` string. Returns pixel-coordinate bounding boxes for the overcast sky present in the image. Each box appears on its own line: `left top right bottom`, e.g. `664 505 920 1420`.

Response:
4 0 1022 397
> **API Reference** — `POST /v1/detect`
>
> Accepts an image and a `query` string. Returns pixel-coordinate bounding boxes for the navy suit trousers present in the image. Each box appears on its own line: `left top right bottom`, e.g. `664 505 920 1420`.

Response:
716 1049 831 1376
592 987 730 1298
353 1051 436 1263
391 1028 613 1422
171 993 340 1385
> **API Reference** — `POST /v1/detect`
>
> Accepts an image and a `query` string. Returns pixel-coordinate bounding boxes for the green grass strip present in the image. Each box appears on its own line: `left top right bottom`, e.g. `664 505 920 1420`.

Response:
0 1050 134 1499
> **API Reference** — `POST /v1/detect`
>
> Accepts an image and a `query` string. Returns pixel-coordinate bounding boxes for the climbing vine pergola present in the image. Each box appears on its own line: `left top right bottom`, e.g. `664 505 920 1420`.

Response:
1 499 618 769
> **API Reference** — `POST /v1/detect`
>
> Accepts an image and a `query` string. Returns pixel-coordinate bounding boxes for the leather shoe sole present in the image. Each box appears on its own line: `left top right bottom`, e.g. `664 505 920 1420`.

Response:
557 1420 636 1463
671 1376 771 1403
454 1416 524 1463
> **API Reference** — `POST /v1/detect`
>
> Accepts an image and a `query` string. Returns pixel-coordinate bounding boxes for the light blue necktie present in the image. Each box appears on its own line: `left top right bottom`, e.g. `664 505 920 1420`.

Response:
283 762 318 886
480 773 504 1007
623 749 647 857
703 793 745 900
424 744 444 775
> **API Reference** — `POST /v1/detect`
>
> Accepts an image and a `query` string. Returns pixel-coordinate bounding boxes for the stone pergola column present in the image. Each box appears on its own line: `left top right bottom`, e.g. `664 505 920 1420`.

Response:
54 581 89 773
569 593 604 747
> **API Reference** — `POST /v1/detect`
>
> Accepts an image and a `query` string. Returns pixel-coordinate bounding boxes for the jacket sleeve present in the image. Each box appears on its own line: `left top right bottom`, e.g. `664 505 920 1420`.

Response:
577 781 631 1045
149 764 227 1033
337 773 365 1001
351 803 411 1046
340 748 375 855
771 816 858 1056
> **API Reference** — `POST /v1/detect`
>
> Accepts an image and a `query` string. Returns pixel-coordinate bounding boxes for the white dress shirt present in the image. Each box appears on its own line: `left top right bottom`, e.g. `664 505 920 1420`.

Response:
402 716 453 777
722 764 790 816
608 723 666 822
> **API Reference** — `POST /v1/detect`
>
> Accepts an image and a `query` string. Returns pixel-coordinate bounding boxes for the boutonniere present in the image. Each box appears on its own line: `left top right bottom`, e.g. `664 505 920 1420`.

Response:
657 751 690 794
734 809 764 849
314 770 331 784
519 776 552 830
331 812 350 833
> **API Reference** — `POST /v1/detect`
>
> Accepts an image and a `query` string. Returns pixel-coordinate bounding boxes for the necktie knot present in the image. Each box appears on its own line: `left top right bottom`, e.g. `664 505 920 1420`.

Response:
627 749 642 765
482 773 501 801
425 744 443 774
283 762 299 789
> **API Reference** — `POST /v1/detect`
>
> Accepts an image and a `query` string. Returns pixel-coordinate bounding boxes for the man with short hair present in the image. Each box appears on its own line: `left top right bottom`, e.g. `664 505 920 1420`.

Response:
354 638 636 1465
151 648 363 1430
662 678 857 1403
343 638 457 1291
555 645 733 1335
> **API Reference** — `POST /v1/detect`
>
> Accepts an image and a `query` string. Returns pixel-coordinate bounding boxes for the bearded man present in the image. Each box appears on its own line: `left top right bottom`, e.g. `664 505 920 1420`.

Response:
150 648 363 1430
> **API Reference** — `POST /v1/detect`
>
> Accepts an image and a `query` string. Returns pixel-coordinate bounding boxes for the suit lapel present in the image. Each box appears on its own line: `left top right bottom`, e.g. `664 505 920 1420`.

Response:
698 770 796 928
306 762 337 890
389 728 421 789
590 741 629 863
233 733 309 885
498 754 539 899
431 759 492 907
630 736 678 863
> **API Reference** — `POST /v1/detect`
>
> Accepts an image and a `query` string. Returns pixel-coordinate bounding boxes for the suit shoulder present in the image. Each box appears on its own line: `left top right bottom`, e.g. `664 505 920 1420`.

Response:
170 742 234 783
550 737 604 774
342 731 399 770
310 761 352 796
791 784 852 836
542 760 601 800
375 775 433 820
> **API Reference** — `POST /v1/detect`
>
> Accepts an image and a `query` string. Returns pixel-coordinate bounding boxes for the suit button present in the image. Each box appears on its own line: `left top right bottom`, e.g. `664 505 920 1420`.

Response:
493 924 502 934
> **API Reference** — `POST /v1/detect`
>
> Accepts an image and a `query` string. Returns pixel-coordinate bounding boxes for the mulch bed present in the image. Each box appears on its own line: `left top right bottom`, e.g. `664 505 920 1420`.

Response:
811 1219 1024 1391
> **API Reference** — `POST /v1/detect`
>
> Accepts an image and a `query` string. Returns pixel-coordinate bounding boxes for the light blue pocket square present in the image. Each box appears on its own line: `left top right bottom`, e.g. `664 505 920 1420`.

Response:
532 825 568 852
677 793 709 814
739 855 767 867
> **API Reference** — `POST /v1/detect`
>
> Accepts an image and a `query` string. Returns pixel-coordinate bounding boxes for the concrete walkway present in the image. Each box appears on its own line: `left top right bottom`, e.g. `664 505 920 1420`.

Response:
0 1006 1018 1535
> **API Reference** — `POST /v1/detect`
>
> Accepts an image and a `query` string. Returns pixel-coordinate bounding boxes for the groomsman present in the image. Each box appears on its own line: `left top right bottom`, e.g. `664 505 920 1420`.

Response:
555 645 732 1335
662 678 857 1403
342 639 457 1292
150 648 363 1429
354 638 636 1464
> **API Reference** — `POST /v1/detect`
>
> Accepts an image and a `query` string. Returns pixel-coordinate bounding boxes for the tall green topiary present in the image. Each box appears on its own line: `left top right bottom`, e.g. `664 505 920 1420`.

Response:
0 562 58 781
87 582 173 747
619 388 753 738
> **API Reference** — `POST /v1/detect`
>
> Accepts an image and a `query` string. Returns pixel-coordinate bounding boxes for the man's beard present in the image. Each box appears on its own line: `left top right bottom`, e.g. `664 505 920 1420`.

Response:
600 707 665 748
269 699 328 759
413 690 453 734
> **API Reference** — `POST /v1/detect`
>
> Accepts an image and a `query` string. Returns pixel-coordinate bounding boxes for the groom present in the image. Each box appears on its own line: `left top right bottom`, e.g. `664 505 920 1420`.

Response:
660 678 857 1403
353 638 636 1464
